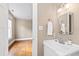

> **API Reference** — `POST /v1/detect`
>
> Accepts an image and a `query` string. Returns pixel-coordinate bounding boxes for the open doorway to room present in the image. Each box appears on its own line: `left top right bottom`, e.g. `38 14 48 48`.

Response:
8 3 32 56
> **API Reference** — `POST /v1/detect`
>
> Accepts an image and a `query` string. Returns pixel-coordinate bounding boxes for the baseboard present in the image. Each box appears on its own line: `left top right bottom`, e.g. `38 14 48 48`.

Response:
15 38 32 41
9 39 15 47
9 38 32 49
8 39 16 50
9 38 32 46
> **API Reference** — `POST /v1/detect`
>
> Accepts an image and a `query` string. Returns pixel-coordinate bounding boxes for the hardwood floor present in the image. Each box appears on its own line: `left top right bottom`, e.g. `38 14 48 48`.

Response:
9 40 32 56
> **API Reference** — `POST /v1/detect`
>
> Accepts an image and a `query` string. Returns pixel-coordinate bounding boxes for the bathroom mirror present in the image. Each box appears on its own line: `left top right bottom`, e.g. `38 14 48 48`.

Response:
58 12 73 35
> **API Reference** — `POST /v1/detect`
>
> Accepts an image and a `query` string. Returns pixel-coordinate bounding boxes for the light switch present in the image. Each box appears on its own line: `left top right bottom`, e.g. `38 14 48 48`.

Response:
39 25 43 30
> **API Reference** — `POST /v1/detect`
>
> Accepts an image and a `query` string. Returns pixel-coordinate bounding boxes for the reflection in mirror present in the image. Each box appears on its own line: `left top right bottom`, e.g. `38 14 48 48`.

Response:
58 12 73 35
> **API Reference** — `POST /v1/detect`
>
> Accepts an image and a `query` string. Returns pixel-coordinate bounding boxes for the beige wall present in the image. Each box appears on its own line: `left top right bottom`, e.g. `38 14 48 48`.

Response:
15 19 32 39
38 3 59 56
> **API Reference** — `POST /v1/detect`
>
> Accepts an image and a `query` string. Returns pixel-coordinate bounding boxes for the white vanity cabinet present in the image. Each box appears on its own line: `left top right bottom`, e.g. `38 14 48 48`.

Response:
44 44 58 56
44 40 79 56
44 40 59 56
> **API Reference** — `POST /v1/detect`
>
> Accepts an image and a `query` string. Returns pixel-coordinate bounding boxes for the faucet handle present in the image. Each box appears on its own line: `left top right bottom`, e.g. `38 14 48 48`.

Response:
67 38 72 45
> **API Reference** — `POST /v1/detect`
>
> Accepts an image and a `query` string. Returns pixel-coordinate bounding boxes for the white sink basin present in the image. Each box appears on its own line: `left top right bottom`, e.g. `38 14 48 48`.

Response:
44 40 79 56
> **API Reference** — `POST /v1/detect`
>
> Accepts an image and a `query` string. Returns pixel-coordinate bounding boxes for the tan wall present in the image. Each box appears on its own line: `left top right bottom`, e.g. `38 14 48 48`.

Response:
15 19 32 39
38 3 59 56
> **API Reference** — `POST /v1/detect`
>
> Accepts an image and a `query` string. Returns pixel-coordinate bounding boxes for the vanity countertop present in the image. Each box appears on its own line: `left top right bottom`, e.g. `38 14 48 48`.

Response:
44 40 79 56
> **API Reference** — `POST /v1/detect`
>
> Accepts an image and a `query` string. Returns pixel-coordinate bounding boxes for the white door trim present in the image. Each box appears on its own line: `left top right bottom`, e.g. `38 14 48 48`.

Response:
32 3 38 56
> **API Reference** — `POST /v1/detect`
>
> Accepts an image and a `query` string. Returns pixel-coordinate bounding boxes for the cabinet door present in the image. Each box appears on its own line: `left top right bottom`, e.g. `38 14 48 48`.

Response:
44 45 58 56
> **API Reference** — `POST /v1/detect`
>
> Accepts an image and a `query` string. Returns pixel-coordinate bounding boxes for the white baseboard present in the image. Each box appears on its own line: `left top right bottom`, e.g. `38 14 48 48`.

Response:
15 38 32 41
8 39 15 47
9 38 32 47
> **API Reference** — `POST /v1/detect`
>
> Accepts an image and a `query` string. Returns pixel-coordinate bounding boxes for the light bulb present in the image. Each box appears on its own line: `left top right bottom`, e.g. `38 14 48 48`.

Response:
57 8 62 13
65 4 69 9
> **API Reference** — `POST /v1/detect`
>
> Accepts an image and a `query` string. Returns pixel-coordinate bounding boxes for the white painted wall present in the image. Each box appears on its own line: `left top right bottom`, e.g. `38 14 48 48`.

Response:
0 4 8 56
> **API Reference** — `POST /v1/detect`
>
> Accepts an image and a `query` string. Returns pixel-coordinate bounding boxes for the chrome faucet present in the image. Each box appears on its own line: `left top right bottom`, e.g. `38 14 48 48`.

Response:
58 38 65 44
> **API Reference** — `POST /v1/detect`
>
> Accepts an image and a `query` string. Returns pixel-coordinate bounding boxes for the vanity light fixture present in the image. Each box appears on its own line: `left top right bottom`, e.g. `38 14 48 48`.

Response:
57 3 69 13
57 8 62 13
65 4 70 9
57 3 64 13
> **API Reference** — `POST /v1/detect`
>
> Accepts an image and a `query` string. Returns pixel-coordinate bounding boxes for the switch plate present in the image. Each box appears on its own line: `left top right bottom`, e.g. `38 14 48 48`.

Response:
39 25 43 30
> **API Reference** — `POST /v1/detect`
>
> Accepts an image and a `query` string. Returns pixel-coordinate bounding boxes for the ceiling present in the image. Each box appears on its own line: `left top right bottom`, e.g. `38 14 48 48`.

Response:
9 3 32 20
